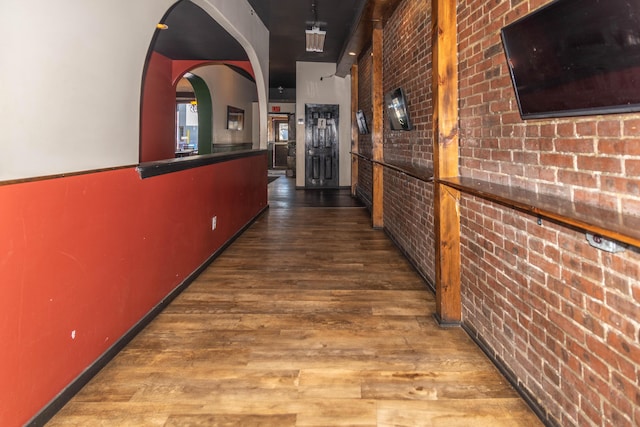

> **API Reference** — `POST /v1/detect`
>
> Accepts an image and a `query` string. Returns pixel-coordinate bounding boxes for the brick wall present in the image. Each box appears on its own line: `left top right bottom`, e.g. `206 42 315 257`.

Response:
381 0 435 283
382 0 433 168
357 45 374 207
356 0 640 422
384 169 435 284
458 0 640 426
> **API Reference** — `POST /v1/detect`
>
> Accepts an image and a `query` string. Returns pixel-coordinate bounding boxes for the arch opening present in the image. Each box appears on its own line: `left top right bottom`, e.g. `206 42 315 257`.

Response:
140 0 263 162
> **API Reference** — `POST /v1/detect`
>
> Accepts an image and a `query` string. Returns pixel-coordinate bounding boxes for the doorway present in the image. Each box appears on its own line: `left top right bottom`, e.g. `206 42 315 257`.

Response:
304 104 339 188
175 77 198 156
268 114 290 169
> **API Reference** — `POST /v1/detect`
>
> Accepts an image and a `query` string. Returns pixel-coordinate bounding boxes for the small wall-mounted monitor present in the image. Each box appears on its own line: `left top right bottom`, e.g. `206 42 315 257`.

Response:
501 0 640 119
356 110 369 134
385 88 412 130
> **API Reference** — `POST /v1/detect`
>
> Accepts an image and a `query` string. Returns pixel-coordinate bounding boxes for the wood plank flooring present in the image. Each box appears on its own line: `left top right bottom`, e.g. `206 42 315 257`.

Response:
47 177 542 426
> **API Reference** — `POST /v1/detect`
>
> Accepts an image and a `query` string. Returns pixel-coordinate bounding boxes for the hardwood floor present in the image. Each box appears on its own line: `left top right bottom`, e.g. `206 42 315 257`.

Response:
267 175 365 209
47 177 542 426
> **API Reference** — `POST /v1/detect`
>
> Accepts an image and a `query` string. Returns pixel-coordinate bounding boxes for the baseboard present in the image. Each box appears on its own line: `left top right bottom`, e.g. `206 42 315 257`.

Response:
27 205 269 427
432 313 461 327
294 185 352 190
461 322 558 427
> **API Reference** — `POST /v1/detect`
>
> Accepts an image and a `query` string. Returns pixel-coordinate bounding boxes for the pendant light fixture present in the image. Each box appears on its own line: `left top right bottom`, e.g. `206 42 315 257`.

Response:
305 1 326 52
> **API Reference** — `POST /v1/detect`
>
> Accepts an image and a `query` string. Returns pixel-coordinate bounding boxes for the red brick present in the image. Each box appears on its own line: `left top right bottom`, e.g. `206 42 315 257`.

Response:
573 189 618 210
601 177 640 196
606 290 640 320
558 170 598 188
577 155 622 173
540 152 574 168
576 121 596 136
540 123 557 138
623 118 640 136
597 120 622 137
555 138 595 153
557 122 575 136
604 333 640 378
598 139 640 156
625 159 640 176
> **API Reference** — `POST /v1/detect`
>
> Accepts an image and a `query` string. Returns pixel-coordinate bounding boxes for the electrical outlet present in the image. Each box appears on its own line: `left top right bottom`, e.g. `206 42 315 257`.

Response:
212 216 217 230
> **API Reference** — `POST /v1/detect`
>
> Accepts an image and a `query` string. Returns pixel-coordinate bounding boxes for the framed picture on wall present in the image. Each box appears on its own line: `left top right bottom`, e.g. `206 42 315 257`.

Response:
227 106 244 130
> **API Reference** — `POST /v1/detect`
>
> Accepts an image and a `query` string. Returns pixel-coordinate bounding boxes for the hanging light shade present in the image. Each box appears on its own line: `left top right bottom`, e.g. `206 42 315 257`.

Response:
305 26 326 52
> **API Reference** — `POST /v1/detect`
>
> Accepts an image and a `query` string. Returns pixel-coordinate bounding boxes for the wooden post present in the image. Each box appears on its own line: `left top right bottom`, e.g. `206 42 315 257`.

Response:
372 24 384 229
432 0 461 324
351 64 359 197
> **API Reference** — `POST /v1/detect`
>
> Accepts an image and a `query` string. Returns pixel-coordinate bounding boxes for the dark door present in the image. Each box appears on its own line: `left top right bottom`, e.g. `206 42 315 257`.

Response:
305 104 339 188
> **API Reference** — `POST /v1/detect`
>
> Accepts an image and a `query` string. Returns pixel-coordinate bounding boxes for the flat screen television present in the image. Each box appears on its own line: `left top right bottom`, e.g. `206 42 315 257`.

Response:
356 110 369 134
385 88 412 130
501 0 640 119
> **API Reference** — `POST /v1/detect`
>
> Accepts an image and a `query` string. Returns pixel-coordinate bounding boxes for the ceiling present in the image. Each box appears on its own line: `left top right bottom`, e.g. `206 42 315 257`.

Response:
153 0 403 90
247 0 367 88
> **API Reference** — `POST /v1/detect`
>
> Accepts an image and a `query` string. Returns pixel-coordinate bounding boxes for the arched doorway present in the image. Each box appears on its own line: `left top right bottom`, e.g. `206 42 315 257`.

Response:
140 0 267 162
175 74 214 156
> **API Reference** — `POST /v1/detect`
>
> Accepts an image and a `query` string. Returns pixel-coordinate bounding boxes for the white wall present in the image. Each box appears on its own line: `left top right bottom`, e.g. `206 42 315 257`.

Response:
252 102 260 148
0 0 269 181
192 65 257 145
296 62 352 187
193 0 269 149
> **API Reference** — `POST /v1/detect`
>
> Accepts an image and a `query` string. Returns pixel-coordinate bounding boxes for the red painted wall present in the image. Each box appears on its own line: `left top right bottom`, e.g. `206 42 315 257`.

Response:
0 154 267 426
140 52 176 162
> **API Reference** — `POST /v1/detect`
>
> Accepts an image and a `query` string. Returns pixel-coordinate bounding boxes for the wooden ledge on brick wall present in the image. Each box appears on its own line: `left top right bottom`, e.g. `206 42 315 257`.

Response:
378 160 434 183
439 176 640 248
351 152 372 162
351 153 434 183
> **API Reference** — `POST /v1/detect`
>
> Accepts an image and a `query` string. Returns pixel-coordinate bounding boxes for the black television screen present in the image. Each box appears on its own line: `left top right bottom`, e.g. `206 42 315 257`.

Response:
356 110 369 134
501 0 640 119
385 88 412 130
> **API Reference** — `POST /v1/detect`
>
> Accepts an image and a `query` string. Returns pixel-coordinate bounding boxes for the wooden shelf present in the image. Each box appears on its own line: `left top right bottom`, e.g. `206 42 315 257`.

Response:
377 161 434 182
439 176 640 248
351 153 434 183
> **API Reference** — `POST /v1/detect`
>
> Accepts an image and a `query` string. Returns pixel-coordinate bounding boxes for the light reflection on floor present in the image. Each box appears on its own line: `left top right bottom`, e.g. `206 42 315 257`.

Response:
267 171 365 209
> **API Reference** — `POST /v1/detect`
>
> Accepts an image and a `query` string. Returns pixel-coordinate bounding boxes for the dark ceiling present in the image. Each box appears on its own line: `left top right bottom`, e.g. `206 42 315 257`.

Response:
153 0 367 89
247 0 367 88
154 1 249 62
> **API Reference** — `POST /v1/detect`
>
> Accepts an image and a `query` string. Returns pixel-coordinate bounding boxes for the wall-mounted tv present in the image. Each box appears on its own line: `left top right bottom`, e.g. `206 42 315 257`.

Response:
385 88 412 130
501 0 640 119
356 110 369 134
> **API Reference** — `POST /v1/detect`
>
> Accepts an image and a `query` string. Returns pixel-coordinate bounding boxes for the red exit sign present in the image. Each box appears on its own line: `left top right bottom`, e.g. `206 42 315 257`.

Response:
271 106 281 112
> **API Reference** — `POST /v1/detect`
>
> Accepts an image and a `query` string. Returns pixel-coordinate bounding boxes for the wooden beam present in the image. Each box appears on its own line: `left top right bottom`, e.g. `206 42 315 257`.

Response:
372 24 384 229
432 0 461 324
351 64 359 197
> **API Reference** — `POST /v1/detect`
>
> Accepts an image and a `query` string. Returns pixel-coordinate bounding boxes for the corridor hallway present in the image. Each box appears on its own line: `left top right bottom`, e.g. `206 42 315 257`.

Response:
47 176 542 426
